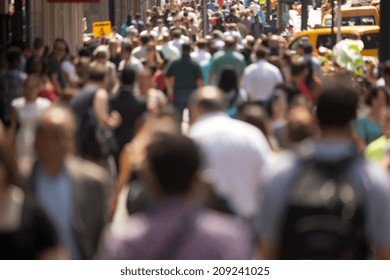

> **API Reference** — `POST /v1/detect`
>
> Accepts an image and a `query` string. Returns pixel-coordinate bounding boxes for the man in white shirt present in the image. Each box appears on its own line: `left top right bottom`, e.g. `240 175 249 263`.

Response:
249 1 260 15
158 33 181 62
118 39 144 74
140 22 157 39
171 29 190 54
153 19 169 37
241 47 283 106
188 86 271 220
190 38 211 66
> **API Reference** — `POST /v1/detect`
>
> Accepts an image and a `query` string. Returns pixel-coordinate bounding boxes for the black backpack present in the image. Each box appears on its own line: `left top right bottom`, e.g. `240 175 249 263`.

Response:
279 151 369 260
78 90 117 160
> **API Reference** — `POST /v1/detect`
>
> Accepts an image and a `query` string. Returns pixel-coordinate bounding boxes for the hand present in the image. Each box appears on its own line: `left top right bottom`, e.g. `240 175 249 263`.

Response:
110 111 122 128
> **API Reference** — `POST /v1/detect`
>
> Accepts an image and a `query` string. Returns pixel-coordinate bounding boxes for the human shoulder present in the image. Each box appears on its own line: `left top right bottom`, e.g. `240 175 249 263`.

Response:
196 210 253 258
197 210 251 239
11 97 25 108
66 156 110 184
36 97 51 107
232 51 245 61
212 50 225 60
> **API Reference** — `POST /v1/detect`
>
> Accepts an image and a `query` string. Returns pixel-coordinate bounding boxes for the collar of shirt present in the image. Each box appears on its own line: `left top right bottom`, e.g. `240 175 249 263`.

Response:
303 139 358 162
121 85 133 92
193 111 227 125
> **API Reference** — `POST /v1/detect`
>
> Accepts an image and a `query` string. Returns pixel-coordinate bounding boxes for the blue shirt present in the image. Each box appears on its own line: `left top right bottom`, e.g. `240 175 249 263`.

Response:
354 115 382 145
36 165 80 259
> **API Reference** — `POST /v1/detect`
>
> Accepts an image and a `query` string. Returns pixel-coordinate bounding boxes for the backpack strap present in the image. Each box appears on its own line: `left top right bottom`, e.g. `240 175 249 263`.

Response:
229 88 240 108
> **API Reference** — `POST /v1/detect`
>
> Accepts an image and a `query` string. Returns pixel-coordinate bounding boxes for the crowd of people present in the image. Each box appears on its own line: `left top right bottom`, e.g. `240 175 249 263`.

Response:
1 0 390 260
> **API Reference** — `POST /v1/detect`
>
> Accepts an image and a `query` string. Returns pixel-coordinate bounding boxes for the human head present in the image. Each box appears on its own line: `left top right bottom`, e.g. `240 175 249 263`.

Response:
181 42 191 55
291 60 308 83
197 38 208 50
33 37 45 53
93 45 110 63
189 86 225 123
121 65 136 86
6 46 22 70
316 76 359 133
108 38 119 53
224 36 236 50
287 104 316 144
25 55 45 75
218 67 238 93
268 89 287 119
35 106 76 175
365 86 390 110
381 60 390 87
143 132 200 197
53 38 67 60
303 42 313 55
239 103 271 139
87 63 106 88
23 75 43 101
140 35 151 46
380 109 390 138
255 46 268 60
121 38 133 59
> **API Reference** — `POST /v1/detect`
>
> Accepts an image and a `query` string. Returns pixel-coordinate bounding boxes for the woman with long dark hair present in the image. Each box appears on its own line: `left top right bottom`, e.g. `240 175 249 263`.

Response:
217 67 248 118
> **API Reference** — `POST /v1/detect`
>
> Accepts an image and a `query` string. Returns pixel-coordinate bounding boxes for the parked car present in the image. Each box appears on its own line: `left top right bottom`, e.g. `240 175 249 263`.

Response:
287 25 379 57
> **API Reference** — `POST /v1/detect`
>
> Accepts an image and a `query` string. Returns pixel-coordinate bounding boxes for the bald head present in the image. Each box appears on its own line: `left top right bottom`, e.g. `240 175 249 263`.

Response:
35 106 76 175
189 86 226 123
36 106 76 136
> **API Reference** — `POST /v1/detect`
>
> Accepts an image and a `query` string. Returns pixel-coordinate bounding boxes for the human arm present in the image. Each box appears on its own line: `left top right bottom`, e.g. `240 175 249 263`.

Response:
7 107 18 149
93 88 122 130
108 144 132 214
49 72 63 96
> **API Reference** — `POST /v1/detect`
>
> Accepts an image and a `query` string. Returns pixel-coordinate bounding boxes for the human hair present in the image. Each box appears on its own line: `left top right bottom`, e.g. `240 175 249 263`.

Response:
140 35 151 46
382 60 390 76
88 63 106 82
255 46 267 59
181 42 191 54
303 42 313 54
33 37 44 50
239 103 270 139
25 55 45 75
218 67 238 93
291 60 306 76
365 86 390 107
316 77 359 129
122 39 133 53
287 104 315 143
190 86 226 113
6 46 22 69
53 37 67 48
36 105 76 139
121 66 136 86
197 38 207 49
224 36 236 49
146 132 200 195
172 29 182 39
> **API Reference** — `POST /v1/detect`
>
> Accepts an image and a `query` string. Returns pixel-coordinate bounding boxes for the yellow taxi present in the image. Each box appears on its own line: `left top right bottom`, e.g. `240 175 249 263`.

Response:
322 6 380 26
287 25 379 57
